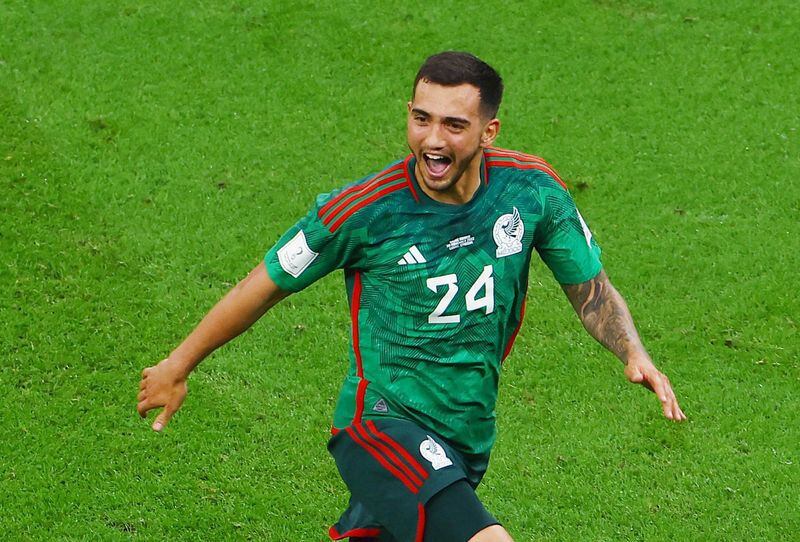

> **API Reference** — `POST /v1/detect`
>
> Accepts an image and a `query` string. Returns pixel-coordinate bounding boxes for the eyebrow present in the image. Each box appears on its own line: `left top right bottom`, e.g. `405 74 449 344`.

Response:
410 108 471 126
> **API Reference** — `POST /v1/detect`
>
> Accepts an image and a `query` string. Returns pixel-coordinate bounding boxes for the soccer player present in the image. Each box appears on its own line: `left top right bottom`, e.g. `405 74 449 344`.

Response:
137 51 686 541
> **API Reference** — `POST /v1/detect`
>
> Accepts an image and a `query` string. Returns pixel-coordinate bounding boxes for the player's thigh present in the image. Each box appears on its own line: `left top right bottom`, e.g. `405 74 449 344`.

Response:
424 479 500 542
467 524 514 542
341 480 503 542
329 418 471 541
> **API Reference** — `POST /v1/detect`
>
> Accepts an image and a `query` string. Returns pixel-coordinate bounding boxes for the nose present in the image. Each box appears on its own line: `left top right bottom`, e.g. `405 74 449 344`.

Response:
422 122 445 149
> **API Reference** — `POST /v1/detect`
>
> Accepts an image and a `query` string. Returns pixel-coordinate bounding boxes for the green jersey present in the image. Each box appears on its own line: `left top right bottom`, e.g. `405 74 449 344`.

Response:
265 148 602 458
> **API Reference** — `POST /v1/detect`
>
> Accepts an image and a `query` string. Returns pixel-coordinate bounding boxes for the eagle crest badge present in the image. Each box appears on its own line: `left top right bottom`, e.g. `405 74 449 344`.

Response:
493 207 524 258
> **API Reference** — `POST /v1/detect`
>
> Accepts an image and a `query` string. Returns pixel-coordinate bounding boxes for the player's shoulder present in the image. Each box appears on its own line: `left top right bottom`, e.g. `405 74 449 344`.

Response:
315 154 418 233
484 147 568 192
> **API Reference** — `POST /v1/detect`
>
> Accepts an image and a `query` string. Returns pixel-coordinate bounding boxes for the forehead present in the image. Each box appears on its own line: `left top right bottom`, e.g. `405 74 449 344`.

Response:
411 80 482 119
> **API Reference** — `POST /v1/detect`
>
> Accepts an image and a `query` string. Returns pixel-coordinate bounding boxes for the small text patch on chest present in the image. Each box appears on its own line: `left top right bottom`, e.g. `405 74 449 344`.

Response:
447 235 475 251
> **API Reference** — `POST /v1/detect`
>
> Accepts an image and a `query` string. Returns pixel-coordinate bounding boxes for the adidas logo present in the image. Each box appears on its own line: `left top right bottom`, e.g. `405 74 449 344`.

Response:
397 245 427 265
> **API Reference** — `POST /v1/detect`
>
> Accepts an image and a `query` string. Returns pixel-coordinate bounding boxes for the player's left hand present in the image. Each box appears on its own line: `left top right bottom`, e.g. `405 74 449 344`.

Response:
624 358 687 422
137 358 188 432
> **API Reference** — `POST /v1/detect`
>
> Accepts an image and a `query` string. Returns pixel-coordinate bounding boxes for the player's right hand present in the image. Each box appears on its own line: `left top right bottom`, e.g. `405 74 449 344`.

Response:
137 358 188 432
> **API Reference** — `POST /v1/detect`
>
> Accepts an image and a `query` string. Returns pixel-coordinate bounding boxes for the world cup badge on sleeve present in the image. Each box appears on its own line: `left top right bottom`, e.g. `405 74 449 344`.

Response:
278 230 318 277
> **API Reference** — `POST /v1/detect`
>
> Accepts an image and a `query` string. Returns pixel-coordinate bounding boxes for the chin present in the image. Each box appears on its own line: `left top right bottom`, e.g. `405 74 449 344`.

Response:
422 174 456 192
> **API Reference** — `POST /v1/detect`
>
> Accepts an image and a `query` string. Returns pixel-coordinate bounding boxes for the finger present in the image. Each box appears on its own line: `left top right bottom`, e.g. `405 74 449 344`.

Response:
139 379 147 390
137 398 159 418
141 367 151 379
659 378 685 421
137 389 147 402
648 373 669 404
662 382 687 422
671 395 687 421
153 402 177 432
645 373 674 418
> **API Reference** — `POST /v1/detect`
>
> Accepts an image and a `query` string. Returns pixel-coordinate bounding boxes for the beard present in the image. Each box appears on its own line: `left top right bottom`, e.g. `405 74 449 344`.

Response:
416 146 482 194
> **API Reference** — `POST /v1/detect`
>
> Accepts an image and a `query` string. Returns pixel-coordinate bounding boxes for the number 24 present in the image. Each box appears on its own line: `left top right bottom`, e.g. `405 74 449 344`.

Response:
426 265 494 324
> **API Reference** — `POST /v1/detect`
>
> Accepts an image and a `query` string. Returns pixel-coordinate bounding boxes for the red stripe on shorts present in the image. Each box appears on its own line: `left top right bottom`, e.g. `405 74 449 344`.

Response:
365 420 429 481
345 427 420 494
356 423 425 488
328 525 381 540
415 502 426 542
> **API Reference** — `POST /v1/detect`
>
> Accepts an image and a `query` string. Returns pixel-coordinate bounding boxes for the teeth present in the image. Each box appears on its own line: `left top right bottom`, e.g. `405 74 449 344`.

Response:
425 153 448 162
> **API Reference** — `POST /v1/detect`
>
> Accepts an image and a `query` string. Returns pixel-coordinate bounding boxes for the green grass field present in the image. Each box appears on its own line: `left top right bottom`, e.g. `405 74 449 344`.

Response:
2 1 798 540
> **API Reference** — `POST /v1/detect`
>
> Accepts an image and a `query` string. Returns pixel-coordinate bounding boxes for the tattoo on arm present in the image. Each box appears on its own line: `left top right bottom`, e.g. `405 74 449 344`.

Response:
561 271 646 364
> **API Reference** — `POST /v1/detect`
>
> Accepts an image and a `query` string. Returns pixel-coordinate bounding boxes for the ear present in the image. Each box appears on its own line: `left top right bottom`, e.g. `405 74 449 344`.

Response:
480 118 501 149
407 101 413 113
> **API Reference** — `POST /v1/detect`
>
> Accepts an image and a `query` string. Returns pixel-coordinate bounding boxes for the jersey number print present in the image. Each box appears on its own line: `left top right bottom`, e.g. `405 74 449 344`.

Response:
426 265 495 324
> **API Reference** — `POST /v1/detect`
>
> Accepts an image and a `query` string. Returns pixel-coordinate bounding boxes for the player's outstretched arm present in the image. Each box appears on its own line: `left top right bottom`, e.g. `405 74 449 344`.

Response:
137 261 290 431
561 270 687 422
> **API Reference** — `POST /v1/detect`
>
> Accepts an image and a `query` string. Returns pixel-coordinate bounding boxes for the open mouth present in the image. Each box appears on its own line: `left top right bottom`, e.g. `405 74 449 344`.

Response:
423 153 452 178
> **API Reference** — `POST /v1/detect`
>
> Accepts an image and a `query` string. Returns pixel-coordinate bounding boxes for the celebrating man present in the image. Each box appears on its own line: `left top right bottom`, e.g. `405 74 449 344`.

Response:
138 51 686 542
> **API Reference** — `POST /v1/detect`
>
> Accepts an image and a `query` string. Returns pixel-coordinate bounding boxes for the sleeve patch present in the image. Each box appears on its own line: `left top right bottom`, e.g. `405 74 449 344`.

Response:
277 230 318 278
577 210 593 247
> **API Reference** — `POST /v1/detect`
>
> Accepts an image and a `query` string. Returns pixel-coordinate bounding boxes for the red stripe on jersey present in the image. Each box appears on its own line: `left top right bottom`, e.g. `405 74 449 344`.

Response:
403 154 419 202
354 378 369 424
329 182 407 233
323 172 406 227
356 423 425 488
328 525 381 540
483 155 489 185
346 426 420 494
485 148 567 189
415 503 426 542
351 272 363 379
502 298 526 362
486 147 547 163
485 160 568 190
318 162 404 218
366 420 429 481
351 272 367 423
330 426 340 436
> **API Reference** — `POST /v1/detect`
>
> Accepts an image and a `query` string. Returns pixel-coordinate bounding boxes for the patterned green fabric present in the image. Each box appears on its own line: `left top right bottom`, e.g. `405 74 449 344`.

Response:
265 150 602 457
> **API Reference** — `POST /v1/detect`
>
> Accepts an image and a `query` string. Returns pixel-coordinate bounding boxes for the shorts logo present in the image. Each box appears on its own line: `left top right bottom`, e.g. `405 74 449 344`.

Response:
277 230 318 278
493 207 524 258
419 436 453 470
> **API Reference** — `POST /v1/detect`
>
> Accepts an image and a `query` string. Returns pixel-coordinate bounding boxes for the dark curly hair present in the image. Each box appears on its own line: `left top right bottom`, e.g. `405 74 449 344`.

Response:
413 51 504 119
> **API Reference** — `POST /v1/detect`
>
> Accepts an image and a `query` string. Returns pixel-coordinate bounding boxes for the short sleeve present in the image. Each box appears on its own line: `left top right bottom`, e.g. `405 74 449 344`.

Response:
265 191 366 292
534 185 602 285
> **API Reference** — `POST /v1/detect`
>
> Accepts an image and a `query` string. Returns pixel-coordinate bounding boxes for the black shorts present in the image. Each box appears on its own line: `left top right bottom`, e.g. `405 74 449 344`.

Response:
327 418 498 541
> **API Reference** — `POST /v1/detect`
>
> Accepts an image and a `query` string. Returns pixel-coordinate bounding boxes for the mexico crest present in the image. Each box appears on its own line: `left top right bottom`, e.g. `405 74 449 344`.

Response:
419 436 453 470
493 207 524 258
